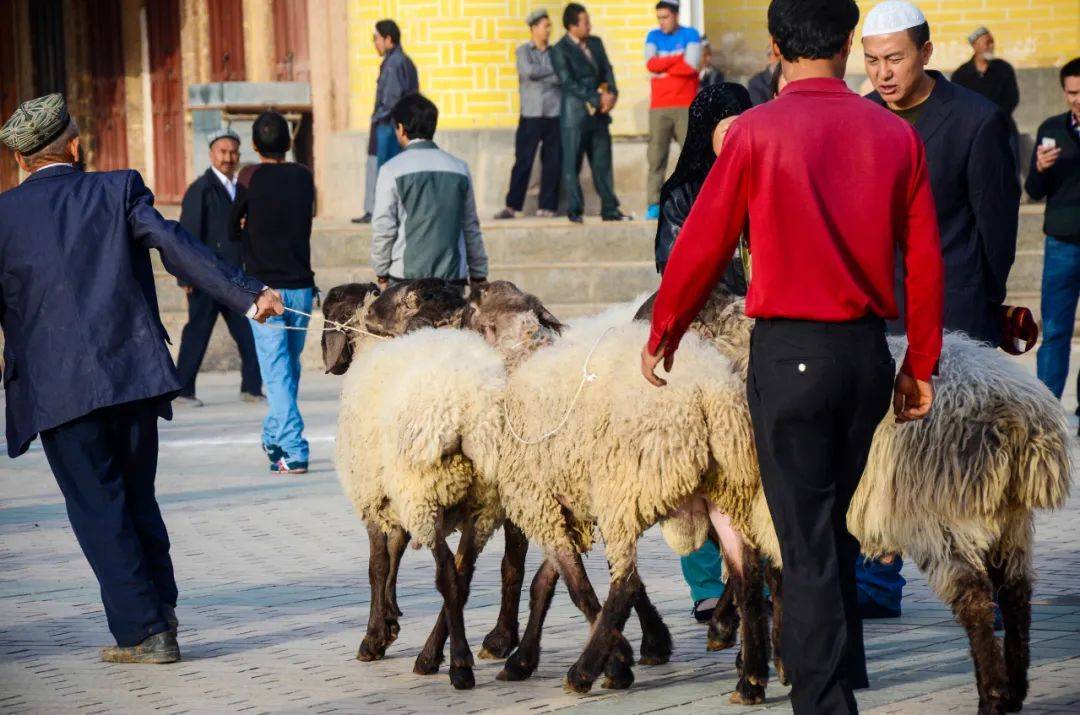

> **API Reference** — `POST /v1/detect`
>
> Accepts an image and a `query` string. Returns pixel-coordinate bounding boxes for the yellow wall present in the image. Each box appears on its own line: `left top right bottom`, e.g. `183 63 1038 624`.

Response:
706 0 1079 76
348 0 661 134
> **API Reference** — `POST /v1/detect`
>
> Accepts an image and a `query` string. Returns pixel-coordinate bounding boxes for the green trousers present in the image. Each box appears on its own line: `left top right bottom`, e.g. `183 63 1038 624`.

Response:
561 115 620 218
680 539 726 603
646 106 689 206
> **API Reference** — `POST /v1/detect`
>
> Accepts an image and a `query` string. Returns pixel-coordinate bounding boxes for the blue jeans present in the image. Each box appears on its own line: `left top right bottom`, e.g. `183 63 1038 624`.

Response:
855 556 905 617
680 541 725 603
1037 236 1080 402
250 288 313 463
375 122 401 169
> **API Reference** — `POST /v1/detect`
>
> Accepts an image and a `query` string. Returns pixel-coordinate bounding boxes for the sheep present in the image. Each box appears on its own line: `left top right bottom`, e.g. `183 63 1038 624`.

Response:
635 286 1072 714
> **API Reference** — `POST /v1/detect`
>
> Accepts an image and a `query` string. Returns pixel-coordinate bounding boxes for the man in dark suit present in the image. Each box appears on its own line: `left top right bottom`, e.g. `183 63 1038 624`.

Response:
551 3 632 223
858 0 1018 621
175 128 263 407
0 94 283 663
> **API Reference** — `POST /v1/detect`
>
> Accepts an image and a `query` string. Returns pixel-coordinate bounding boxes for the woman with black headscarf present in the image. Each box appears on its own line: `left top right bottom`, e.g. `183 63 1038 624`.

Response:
655 82 752 295
653 81 753 623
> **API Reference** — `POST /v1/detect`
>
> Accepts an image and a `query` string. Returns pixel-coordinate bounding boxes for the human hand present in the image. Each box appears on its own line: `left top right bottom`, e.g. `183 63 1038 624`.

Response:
251 288 285 323
469 277 488 292
893 372 933 423
641 342 673 387
712 116 738 155
1036 146 1062 173
599 91 615 114
377 277 390 291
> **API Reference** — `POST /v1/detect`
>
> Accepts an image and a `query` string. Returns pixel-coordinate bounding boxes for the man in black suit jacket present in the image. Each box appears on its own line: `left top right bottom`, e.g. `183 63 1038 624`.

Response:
857 4 1018 621
175 129 263 406
0 95 282 663
551 3 631 223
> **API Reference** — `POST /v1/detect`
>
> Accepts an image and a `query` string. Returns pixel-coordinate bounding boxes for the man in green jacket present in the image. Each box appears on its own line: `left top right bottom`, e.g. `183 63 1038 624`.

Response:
551 3 632 223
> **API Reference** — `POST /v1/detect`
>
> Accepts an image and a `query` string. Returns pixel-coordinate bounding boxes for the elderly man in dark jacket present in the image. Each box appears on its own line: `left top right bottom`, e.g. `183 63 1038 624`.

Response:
174 128 262 406
0 94 282 663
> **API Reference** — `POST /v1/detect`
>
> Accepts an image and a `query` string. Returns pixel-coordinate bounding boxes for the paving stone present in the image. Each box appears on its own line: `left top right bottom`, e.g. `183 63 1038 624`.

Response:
2 366 1078 714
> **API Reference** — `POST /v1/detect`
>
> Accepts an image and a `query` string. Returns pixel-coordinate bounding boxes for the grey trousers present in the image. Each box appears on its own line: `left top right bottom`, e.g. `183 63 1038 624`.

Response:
646 106 689 205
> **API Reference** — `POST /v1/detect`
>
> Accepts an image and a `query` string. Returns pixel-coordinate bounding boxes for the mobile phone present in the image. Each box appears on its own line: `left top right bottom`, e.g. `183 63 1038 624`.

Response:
1041 137 1057 149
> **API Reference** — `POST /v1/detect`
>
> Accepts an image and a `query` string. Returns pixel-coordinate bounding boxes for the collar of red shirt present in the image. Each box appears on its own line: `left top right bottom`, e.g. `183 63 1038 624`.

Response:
779 76 852 97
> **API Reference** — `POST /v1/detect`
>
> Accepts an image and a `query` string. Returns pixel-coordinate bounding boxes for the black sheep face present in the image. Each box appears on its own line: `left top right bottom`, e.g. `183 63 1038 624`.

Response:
364 279 471 337
321 282 380 375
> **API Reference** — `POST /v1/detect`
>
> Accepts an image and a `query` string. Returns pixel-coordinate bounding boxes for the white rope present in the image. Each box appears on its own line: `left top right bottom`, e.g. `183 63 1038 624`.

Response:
505 327 613 445
257 306 389 341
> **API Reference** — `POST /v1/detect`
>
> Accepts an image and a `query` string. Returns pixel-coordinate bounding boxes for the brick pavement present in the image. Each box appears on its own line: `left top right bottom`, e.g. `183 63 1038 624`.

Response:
1 368 1078 714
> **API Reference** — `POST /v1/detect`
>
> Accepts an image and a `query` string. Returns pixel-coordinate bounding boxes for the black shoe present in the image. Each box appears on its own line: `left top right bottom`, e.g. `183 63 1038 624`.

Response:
692 597 720 624
351 213 373 224
100 630 180 664
568 213 584 224
602 211 634 222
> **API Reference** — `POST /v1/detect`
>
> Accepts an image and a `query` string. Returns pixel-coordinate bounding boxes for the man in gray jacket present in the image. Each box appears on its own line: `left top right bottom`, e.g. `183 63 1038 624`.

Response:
371 94 488 288
354 19 419 224
495 9 562 219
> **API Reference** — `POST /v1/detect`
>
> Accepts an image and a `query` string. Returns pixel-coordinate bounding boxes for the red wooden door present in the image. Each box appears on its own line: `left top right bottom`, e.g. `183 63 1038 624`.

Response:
86 0 128 171
208 0 246 81
147 0 185 202
0 0 19 191
273 0 309 82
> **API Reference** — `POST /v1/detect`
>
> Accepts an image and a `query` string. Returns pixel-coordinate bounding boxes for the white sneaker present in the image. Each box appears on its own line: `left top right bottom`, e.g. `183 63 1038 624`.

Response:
173 396 204 408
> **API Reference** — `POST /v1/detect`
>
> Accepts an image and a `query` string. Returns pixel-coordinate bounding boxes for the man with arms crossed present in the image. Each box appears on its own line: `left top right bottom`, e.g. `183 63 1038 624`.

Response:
641 1 944 712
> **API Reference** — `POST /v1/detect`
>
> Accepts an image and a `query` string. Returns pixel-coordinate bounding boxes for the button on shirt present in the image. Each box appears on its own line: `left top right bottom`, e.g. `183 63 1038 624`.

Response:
211 166 237 201
649 78 944 381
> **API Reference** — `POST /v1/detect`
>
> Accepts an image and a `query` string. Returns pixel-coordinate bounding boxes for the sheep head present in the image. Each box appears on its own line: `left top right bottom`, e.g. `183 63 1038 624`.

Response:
363 278 472 338
467 280 563 367
321 282 381 375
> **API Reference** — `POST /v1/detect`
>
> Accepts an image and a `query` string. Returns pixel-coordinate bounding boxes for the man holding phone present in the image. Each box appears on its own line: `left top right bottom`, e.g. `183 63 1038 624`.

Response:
1028 57 1080 415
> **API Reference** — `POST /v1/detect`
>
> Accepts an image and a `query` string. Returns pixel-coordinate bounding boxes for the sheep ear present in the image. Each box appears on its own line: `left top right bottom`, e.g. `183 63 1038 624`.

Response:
322 330 350 374
530 299 564 335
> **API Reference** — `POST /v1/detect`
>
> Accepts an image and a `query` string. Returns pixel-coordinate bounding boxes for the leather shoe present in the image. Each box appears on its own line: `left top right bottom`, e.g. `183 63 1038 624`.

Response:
602 211 634 222
101 631 180 664
568 213 584 224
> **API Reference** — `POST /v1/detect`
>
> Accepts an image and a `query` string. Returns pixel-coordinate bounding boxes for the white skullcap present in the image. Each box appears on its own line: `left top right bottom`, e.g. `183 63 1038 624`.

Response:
862 1 927 38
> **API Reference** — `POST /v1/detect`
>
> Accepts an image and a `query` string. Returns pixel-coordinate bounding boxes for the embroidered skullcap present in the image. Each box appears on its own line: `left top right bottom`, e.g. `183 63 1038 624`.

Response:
525 8 548 26
208 127 241 148
862 1 927 38
967 26 990 45
0 93 71 155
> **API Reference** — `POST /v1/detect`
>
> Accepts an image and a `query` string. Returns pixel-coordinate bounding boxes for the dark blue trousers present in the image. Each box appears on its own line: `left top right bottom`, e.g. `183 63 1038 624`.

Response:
176 287 262 398
40 399 176 646
505 116 561 212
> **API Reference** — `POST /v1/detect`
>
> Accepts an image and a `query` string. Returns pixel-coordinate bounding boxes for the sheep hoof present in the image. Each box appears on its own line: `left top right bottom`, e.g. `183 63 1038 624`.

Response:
564 665 593 694
412 652 443 675
707 635 736 652
978 699 1007 715
385 620 400 644
1003 693 1025 713
496 651 536 681
601 671 634 690
356 638 387 662
479 629 519 659
637 654 668 666
729 676 766 705
639 634 672 666
449 664 475 690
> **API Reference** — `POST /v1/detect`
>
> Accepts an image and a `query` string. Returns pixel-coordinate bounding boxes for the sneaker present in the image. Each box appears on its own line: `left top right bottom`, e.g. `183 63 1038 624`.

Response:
602 211 634 222
173 395 204 408
272 457 309 475
240 392 266 403
645 204 660 220
494 208 516 220
100 631 180 664
535 209 557 218
262 443 284 466
692 597 720 624
351 213 373 224
568 213 584 224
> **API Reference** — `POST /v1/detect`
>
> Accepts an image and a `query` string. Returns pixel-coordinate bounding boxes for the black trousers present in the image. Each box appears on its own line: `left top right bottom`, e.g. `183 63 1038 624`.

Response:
747 316 894 715
561 115 620 218
176 287 262 397
39 400 177 647
505 116 561 212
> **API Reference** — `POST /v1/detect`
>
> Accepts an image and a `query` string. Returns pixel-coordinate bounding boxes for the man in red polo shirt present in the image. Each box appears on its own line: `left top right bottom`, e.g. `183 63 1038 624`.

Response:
641 1 943 712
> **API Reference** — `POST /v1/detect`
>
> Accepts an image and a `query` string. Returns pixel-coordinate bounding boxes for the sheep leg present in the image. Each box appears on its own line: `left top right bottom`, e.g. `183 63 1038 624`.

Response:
414 528 481 676
498 558 560 681
634 582 672 666
430 520 477 690
947 562 1008 714
384 526 409 621
764 560 787 685
564 565 643 694
989 562 1031 713
707 568 739 651
728 542 769 705
357 523 394 661
480 521 528 660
